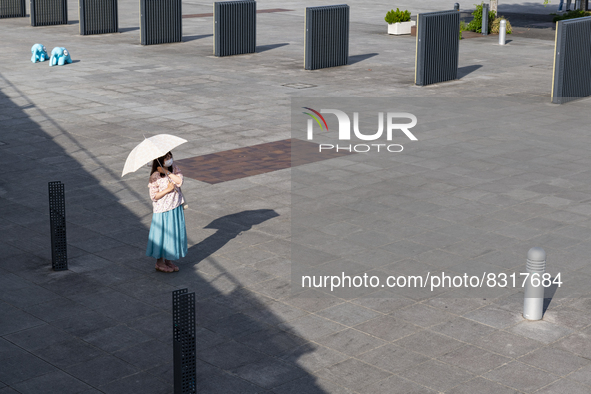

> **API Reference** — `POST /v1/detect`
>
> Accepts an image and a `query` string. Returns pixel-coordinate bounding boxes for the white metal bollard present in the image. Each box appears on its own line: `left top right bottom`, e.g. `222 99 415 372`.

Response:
499 19 506 45
523 247 546 320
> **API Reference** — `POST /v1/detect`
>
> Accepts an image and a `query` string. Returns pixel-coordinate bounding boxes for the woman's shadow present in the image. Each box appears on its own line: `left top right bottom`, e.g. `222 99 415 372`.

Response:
181 209 328 393
189 209 279 264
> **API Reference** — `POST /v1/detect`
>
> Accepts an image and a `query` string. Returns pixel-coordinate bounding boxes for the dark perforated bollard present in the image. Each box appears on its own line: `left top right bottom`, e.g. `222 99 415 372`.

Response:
48 181 67 271
173 288 196 394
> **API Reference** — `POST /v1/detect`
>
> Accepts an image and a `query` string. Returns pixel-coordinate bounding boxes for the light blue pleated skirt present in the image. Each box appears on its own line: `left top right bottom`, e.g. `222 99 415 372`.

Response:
146 205 187 260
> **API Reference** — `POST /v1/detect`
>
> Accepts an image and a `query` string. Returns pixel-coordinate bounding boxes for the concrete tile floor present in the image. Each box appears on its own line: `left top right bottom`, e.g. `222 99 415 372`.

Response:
0 0 590 393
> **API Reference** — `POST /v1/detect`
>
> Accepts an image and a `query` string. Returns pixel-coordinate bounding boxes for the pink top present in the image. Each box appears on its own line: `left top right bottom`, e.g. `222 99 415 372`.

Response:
148 164 184 213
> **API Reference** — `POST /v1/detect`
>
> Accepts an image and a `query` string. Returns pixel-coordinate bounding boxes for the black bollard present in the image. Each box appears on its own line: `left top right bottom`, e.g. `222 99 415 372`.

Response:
482 3 489 35
173 288 196 394
48 181 67 271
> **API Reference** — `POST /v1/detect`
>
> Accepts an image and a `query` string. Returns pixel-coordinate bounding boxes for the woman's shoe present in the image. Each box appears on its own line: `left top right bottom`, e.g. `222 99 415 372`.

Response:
156 263 174 273
165 260 179 272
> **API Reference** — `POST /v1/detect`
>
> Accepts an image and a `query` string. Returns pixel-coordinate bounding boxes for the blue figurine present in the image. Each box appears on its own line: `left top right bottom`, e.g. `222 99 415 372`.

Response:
49 47 72 67
31 44 48 63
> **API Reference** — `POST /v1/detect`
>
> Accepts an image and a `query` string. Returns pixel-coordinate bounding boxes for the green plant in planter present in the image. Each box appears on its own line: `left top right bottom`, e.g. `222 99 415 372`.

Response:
459 20 467 39
553 9 591 22
385 8 411 24
466 3 496 32
491 16 512 34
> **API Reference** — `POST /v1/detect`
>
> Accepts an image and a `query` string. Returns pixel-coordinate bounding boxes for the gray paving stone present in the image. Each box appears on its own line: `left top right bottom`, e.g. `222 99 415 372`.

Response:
113 339 170 370
99 371 172 394
438 345 511 374
4 324 72 351
231 356 307 390
316 302 380 327
21 298 90 323
81 324 152 353
198 340 266 370
0 338 27 359
65 355 139 388
430 316 496 342
425 296 489 315
204 312 270 339
0 301 45 336
471 330 545 358
350 293 416 314
315 358 392 392
33 337 107 368
316 328 387 357
0 351 57 386
519 346 590 376
357 344 429 374
445 377 520 394
534 379 591 394
272 375 355 394
391 303 456 328
278 343 349 373
0 282 63 309
397 359 475 392
195 370 263 394
509 320 573 344
11 370 92 394
483 361 560 392
278 314 346 341
362 375 437 394
50 309 118 338
553 327 591 359
394 330 465 358
462 305 525 329
568 363 591 387
353 315 421 342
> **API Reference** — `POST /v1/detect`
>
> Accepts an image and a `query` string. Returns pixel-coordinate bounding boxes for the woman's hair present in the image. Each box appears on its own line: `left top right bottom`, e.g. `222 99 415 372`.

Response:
150 151 173 178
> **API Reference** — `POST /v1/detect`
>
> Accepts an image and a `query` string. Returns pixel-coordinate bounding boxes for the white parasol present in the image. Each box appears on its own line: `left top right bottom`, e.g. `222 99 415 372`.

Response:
121 134 187 177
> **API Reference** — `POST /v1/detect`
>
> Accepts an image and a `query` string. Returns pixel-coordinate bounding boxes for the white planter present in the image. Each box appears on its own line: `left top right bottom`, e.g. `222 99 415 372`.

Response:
388 20 416 35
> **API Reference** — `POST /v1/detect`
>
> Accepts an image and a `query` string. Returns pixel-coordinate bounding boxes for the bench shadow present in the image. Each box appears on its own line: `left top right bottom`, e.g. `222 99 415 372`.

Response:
458 64 482 78
183 34 213 42
256 43 289 52
348 53 378 65
119 27 140 33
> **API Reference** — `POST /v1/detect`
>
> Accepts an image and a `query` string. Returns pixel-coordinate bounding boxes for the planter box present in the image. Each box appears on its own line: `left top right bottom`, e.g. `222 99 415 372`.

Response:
388 20 416 35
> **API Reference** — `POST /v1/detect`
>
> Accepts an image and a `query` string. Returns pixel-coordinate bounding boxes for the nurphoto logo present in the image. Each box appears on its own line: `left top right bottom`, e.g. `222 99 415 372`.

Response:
302 107 418 152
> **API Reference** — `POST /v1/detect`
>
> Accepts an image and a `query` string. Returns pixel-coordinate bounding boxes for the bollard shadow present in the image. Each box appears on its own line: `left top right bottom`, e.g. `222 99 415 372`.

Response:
119 27 140 33
183 34 213 42
0 75 327 393
256 43 289 52
348 53 379 65
543 279 560 313
458 64 483 78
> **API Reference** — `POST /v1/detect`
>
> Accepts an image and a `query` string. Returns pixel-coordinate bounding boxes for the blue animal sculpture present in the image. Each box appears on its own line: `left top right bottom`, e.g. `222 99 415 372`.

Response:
31 44 48 63
49 47 72 67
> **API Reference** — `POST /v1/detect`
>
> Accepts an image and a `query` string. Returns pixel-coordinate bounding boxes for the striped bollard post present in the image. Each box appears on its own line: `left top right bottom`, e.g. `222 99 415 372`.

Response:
523 247 546 320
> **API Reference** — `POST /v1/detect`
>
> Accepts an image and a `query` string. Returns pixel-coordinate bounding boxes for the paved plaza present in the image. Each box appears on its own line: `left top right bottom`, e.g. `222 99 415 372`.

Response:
1 0 591 393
